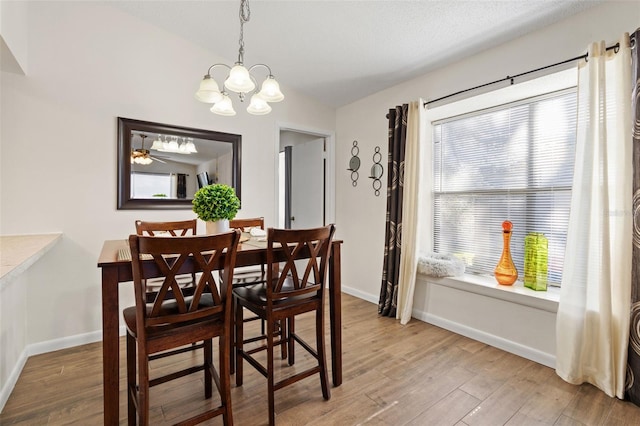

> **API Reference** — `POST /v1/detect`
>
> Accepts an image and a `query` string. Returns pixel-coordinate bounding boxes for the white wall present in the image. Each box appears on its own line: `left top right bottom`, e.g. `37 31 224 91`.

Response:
335 1 639 354
0 0 334 396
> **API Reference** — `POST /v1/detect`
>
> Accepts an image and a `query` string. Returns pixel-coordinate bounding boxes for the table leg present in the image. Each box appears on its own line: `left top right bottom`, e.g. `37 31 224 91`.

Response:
102 266 120 425
329 242 342 386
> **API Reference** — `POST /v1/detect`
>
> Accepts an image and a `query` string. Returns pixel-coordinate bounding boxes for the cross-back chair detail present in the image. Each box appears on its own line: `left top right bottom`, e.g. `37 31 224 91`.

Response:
135 219 198 302
125 230 240 426
142 237 227 322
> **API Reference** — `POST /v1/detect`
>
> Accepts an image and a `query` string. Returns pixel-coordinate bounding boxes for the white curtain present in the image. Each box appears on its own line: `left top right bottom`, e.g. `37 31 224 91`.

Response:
555 34 633 398
397 100 423 324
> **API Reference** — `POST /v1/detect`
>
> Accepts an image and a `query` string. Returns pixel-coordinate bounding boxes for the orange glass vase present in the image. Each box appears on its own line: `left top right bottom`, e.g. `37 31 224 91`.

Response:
494 220 518 285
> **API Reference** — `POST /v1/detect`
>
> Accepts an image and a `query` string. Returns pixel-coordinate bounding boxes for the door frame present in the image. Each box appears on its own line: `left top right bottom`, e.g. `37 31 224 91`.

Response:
274 122 336 229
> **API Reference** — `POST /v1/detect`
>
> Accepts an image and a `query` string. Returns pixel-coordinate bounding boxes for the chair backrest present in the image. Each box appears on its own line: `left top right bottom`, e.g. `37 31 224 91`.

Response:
128 230 241 332
229 217 264 231
266 224 335 304
135 219 197 237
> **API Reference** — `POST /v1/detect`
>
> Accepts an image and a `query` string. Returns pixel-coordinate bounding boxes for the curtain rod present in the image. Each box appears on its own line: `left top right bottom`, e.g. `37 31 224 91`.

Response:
422 42 622 108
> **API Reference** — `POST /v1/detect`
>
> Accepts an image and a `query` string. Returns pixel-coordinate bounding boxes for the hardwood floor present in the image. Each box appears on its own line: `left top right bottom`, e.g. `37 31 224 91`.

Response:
2 294 640 425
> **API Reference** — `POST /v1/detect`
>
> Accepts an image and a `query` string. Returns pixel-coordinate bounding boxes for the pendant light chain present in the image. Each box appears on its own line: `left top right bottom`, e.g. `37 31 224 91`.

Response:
237 0 250 64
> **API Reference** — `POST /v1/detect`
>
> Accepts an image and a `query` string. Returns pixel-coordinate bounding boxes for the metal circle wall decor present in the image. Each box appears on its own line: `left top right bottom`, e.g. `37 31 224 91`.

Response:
369 146 384 196
347 140 360 186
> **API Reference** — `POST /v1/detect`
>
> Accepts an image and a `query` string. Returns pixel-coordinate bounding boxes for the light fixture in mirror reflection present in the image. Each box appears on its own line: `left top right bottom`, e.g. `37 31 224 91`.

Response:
118 117 241 210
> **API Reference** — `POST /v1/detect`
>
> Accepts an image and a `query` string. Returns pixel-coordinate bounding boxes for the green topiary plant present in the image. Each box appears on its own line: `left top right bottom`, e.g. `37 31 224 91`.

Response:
192 183 240 222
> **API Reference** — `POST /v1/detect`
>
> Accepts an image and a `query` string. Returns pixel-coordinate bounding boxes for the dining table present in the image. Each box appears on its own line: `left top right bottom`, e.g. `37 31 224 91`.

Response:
97 234 343 426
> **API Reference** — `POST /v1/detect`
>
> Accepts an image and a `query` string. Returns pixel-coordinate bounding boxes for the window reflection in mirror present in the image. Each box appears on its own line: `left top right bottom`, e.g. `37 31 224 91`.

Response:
117 117 241 209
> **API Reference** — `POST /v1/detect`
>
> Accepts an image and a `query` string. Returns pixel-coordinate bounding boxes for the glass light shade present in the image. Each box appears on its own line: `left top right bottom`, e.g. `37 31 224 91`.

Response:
258 76 284 102
168 138 179 151
133 156 148 165
186 140 197 153
195 76 223 104
247 93 272 115
150 139 163 150
210 94 236 116
224 64 256 93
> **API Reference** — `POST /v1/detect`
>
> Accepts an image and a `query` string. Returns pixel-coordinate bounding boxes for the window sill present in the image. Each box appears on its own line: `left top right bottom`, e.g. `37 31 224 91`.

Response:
418 273 559 313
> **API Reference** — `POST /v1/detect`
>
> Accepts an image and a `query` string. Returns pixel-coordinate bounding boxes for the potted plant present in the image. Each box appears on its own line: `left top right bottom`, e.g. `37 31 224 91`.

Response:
192 183 240 234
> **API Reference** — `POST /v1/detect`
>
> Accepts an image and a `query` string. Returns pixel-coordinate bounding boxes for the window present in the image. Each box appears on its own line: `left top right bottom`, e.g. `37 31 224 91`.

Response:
432 88 577 285
131 172 172 198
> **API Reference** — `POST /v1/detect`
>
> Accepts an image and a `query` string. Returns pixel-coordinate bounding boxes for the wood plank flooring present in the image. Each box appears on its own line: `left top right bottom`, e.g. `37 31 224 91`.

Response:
2 294 640 425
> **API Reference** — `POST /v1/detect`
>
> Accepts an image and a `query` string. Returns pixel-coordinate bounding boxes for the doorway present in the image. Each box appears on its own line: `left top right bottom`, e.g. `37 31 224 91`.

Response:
276 125 335 230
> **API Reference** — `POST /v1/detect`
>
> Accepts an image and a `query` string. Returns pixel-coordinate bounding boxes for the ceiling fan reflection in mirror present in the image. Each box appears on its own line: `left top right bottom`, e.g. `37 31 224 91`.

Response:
130 133 167 165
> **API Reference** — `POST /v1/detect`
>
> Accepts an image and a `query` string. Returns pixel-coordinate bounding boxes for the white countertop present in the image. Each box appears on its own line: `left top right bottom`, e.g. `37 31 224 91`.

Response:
0 233 62 287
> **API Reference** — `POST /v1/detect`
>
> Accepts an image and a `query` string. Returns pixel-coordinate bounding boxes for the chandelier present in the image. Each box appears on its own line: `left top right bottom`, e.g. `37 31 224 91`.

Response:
150 135 197 154
195 0 284 116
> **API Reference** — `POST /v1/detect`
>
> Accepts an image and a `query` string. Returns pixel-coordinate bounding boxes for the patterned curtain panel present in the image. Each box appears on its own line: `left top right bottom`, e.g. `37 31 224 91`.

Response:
378 104 408 317
627 28 640 407
177 173 187 199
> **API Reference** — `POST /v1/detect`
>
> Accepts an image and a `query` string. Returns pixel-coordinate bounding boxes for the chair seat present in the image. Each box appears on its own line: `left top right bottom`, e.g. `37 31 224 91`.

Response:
124 294 224 338
233 280 317 307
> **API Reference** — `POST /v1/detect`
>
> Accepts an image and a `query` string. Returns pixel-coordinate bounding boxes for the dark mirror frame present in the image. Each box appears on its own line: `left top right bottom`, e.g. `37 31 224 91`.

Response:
117 117 241 210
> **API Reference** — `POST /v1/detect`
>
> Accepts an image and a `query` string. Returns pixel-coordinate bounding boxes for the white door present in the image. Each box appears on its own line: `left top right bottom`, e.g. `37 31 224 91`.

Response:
289 138 325 229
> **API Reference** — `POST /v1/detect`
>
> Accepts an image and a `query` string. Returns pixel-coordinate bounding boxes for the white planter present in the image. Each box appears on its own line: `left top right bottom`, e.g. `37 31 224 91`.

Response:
206 219 230 235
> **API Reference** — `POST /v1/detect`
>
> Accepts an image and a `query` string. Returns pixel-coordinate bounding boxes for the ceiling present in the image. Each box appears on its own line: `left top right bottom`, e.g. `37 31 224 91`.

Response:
109 0 603 108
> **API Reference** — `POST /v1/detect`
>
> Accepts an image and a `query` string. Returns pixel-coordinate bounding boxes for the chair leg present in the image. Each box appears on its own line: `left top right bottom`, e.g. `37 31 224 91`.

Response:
235 298 244 387
279 320 287 360
219 331 234 426
204 338 213 399
267 317 276 426
287 316 295 366
230 297 236 375
126 332 137 426
316 307 330 401
138 347 150 425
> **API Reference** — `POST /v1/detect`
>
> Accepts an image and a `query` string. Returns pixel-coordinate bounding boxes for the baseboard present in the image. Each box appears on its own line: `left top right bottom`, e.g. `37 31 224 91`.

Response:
342 285 378 304
26 330 103 357
414 309 556 368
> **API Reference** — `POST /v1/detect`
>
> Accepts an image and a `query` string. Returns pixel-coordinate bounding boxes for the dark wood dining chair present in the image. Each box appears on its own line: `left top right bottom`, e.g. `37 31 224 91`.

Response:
135 219 198 302
233 224 335 425
124 230 241 426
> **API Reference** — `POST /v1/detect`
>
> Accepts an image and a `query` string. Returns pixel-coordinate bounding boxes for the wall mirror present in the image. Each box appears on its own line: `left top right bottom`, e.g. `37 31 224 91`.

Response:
117 117 241 209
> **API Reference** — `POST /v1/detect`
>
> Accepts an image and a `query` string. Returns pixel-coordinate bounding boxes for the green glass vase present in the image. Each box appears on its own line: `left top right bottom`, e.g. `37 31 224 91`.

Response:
524 232 548 291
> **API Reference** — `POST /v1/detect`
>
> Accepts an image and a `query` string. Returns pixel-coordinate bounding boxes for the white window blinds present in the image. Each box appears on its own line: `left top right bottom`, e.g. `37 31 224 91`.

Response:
433 89 577 285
